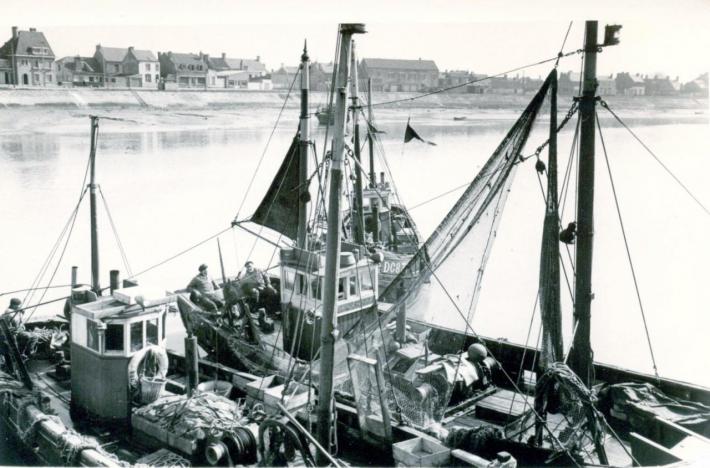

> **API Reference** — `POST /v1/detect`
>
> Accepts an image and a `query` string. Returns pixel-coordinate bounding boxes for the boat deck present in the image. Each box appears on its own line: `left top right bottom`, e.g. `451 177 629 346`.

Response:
441 387 633 467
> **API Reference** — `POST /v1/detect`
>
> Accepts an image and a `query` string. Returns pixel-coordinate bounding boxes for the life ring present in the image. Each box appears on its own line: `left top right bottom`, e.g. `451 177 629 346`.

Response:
127 345 168 390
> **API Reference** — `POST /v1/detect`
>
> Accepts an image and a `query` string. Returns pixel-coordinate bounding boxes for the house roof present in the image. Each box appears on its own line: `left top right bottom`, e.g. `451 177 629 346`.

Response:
275 65 299 74
361 58 438 72
208 57 230 70
0 29 54 58
129 49 157 62
98 46 128 62
165 52 206 67
57 56 100 73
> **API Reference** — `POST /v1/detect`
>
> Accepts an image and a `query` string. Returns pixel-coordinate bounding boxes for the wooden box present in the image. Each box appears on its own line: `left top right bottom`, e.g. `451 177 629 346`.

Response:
392 436 451 467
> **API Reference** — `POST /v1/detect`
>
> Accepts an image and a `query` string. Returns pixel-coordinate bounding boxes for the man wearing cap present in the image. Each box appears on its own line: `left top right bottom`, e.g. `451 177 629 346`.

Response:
1 298 23 373
237 261 276 309
187 265 223 309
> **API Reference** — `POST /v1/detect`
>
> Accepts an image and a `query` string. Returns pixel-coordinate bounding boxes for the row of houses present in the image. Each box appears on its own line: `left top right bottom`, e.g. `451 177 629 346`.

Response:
0 26 269 89
1 26 707 96
439 70 708 97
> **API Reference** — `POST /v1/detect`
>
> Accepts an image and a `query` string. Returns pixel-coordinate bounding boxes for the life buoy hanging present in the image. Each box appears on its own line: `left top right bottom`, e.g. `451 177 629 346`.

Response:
127 345 168 390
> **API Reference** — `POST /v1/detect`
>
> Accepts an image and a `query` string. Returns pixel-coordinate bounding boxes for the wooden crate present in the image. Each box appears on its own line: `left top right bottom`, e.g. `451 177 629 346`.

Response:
392 436 451 467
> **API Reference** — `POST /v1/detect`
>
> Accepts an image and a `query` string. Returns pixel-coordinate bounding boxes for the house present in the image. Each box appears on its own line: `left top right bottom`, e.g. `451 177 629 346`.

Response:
360 58 439 92
597 74 617 96
488 75 525 94
466 74 490 94
309 62 334 91
93 45 128 86
0 26 56 86
616 72 645 96
439 70 473 92
558 71 582 94
682 73 708 97
55 56 102 86
122 47 160 88
644 74 681 96
158 52 208 88
271 64 299 89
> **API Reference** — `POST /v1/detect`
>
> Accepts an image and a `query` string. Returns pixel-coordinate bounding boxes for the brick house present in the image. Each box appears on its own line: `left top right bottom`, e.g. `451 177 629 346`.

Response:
55 56 102 86
122 47 160 88
0 26 55 86
158 52 208 88
359 58 439 92
93 45 128 86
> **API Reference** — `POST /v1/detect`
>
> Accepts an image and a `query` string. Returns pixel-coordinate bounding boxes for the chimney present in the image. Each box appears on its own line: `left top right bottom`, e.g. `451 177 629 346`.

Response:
256 55 260 62
129 46 134 53
11 26 17 40
221 52 226 60
29 27 36 32
96 44 101 52
74 55 81 69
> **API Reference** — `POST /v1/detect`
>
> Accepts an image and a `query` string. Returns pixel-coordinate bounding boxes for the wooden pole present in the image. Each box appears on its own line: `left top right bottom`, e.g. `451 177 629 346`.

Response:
367 78 376 188
317 23 365 466
88 116 101 295
216 238 227 285
298 41 311 249
568 21 598 387
349 40 366 245
185 335 199 397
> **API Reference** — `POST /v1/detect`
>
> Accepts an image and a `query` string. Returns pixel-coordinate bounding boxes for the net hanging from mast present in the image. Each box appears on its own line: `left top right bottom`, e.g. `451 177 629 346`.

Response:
340 71 556 426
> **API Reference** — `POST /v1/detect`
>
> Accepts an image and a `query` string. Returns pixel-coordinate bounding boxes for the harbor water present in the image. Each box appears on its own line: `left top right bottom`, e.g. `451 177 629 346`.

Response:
0 98 708 391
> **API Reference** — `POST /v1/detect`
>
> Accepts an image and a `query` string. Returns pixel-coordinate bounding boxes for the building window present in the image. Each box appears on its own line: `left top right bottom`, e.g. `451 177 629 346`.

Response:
146 63 151 71
145 73 151 82
89 76 94 82
106 324 124 351
146 318 159 345
47 74 52 82
155 74 159 82
35 60 40 67
188 65 194 71
156 64 160 71
130 321 144 351
87 320 99 351
111 78 116 83
21 60 28 66
33 73 40 83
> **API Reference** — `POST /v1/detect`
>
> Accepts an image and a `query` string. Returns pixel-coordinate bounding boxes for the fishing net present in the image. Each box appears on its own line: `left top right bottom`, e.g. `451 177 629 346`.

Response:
339 72 555 429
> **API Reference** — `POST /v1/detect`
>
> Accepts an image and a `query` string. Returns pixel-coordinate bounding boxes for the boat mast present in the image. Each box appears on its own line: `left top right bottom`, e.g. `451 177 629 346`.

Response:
298 41 311 249
349 40 366 245
88 116 101 295
568 21 598 386
367 78 376 188
316 23 365 465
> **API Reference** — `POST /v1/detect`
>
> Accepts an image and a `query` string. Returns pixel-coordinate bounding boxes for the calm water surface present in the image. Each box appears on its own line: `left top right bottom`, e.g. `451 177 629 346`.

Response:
1 103 708 395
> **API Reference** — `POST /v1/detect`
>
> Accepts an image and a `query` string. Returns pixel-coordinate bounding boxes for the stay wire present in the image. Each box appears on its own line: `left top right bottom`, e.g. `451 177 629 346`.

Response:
98 185 133 277
555 22 574 68
22 187 88 324
596 111 660 380
600 100 710 217
232 67 301 223
128 226 233 279
371 49 583 108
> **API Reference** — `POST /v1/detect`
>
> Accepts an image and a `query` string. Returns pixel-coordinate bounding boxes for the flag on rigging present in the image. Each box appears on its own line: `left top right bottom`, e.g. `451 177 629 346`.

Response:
404 118 436 146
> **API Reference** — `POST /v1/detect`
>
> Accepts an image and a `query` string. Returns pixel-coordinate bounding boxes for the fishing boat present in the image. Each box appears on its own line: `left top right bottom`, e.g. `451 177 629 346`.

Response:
0 116 356 467
182 21 710 467
315 105 334 126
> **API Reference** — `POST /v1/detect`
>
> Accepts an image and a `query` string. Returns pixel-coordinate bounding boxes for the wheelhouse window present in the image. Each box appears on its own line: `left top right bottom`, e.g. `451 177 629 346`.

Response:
296 273 308 296
283 270 295 292
130 321 144 351
360 271 374 292
87 320 99 351
146 318 159 345
311 277 322 301
338 277 347 300
349 275 358 297
106 323 124 351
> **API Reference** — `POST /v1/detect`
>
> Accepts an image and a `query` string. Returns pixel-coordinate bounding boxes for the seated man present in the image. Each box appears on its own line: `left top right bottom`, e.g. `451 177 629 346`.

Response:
187 264 224 309
237 261 277 312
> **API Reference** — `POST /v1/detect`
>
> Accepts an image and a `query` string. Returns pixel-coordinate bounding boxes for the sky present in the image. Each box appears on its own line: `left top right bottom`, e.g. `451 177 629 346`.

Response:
2 0 710 81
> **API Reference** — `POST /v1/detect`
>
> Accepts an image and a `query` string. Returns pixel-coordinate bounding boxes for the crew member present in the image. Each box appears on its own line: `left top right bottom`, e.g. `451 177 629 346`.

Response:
187 264 224 309
1 298 23 373
237 261 276 309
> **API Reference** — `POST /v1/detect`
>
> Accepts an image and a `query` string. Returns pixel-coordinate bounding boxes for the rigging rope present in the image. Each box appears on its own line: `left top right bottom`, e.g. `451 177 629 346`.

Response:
370 49 584 108
596 111 660 380
555 22 574 69
22 187 87 325
128 226 233 279
232 68 301 223
600 99 710 217
98 186 133 277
